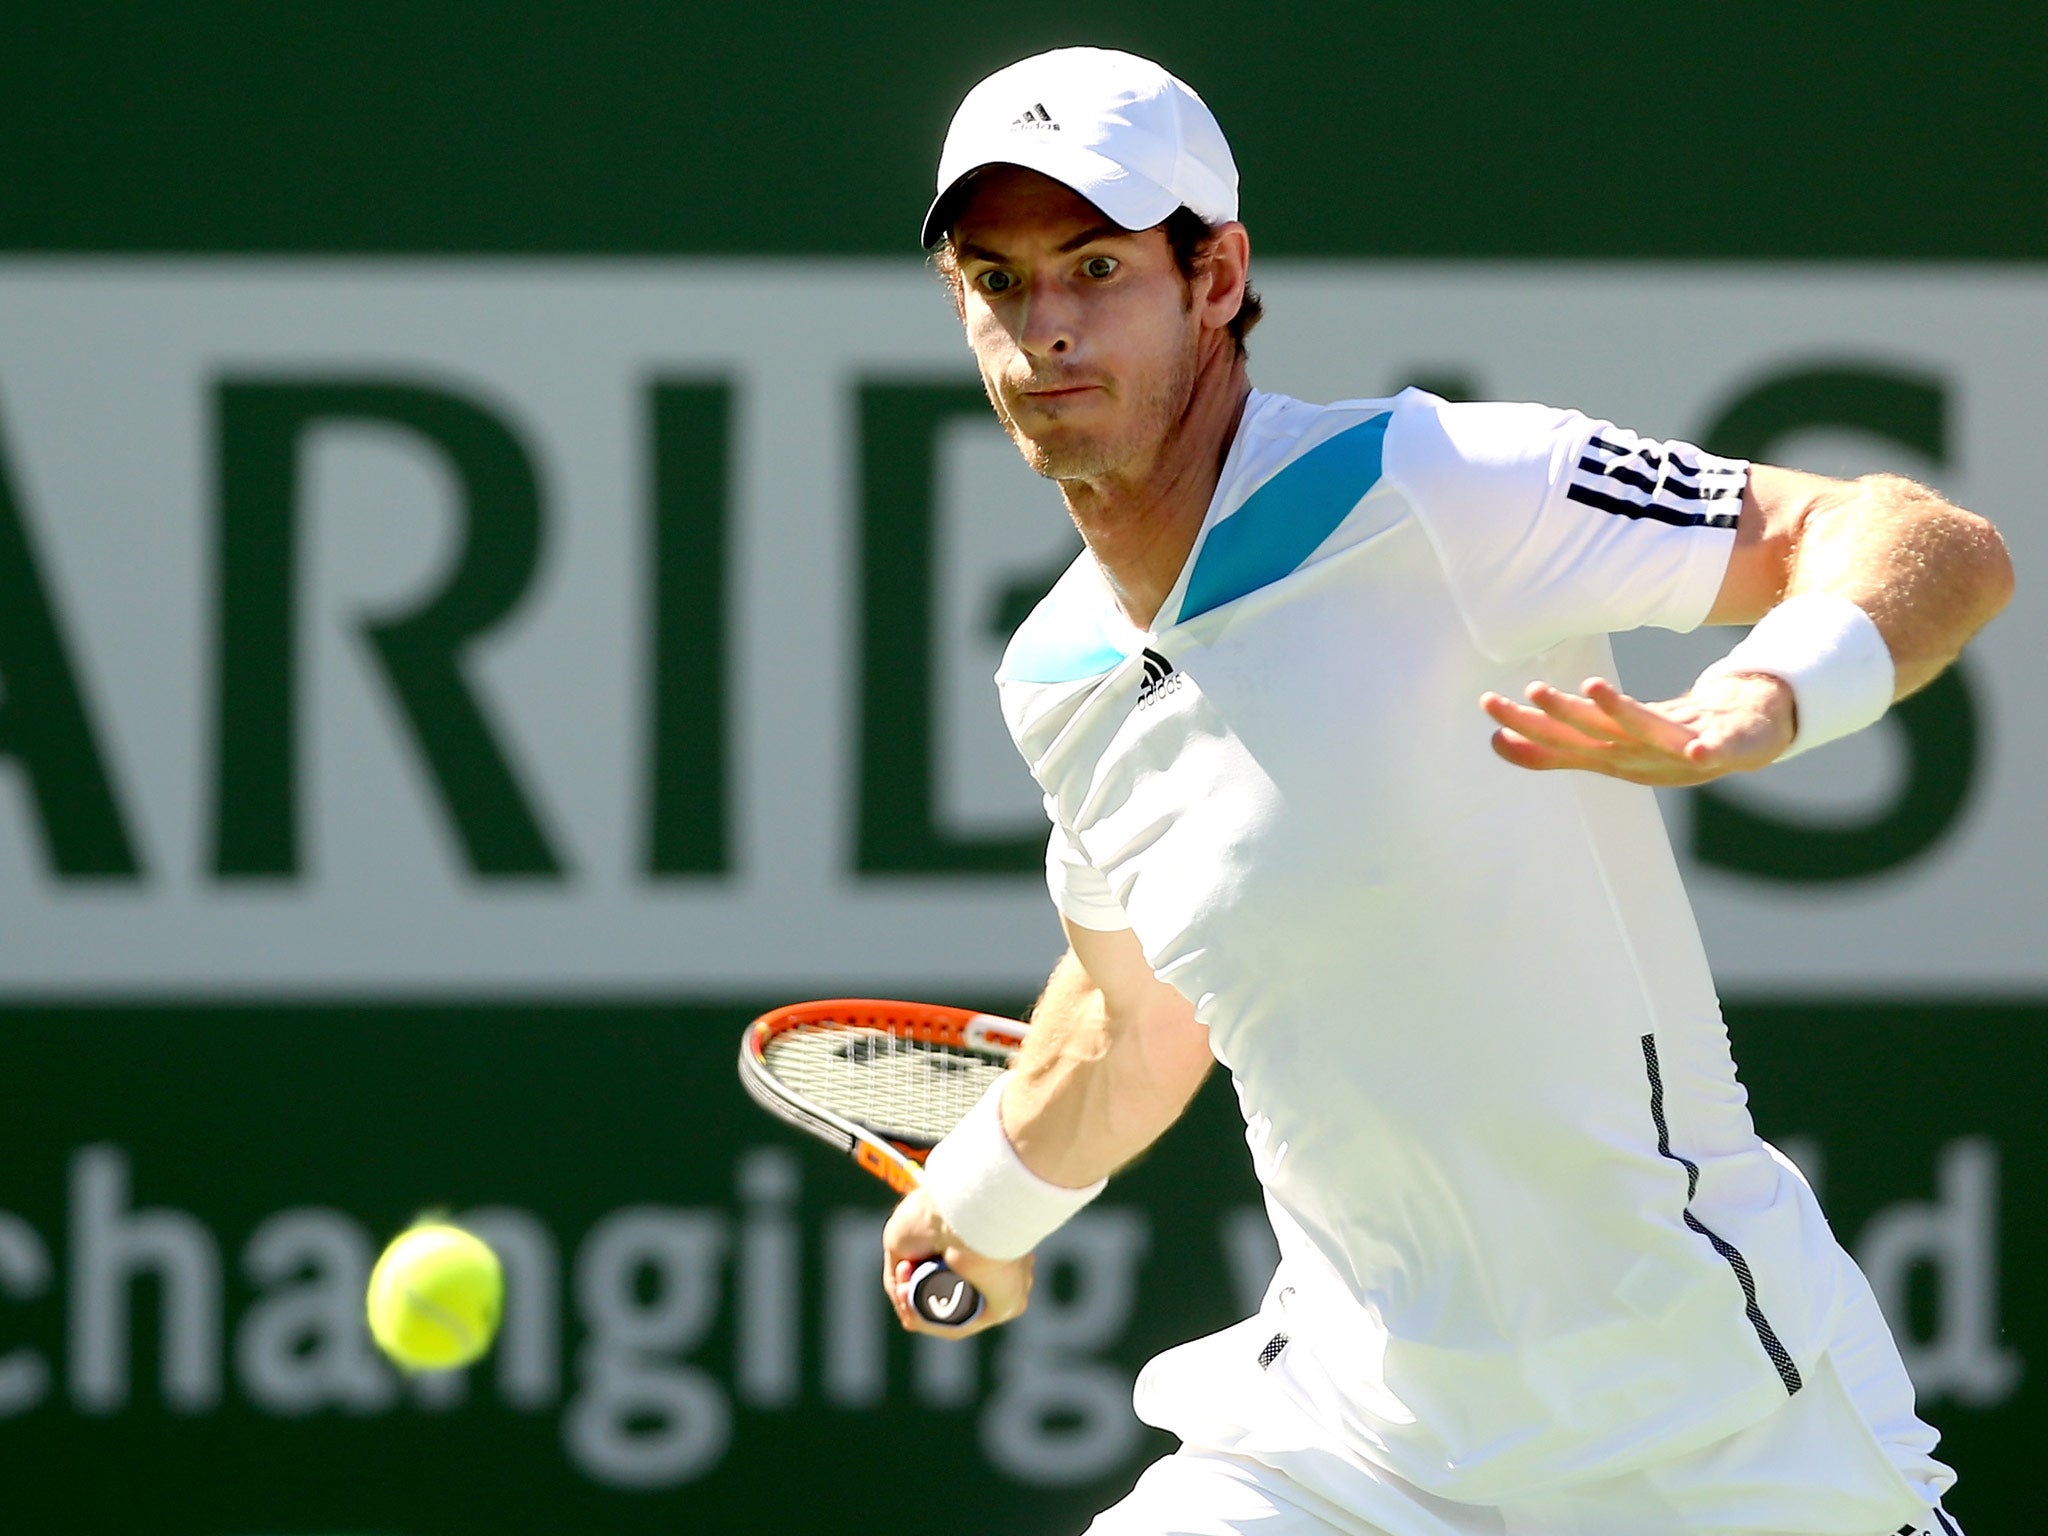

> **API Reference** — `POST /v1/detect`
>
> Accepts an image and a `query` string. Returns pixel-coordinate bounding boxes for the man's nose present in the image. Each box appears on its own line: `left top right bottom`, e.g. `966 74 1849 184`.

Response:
1017 279 1078 359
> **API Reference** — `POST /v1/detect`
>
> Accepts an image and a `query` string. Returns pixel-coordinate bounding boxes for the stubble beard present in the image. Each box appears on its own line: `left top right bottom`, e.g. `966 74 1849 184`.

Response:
988 335 1199 486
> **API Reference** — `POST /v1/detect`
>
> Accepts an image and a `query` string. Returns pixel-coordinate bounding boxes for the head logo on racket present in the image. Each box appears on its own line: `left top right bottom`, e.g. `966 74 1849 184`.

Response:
911 1262 975 1322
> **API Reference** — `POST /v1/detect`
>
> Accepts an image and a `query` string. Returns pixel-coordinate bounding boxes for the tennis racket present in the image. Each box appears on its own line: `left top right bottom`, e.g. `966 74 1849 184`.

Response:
738 998 1027 1326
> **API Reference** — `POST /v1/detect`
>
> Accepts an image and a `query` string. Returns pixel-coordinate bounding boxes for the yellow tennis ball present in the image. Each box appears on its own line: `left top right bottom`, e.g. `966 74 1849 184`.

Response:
366 1222 503 1370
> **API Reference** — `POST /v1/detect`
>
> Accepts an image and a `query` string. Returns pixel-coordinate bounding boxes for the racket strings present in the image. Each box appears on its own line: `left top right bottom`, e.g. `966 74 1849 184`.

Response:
760 1025 1004 1145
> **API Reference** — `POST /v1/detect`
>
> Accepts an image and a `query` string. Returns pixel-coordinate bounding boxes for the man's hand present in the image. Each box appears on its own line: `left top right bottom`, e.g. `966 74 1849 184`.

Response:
1480 671 1797 786
881 1186 1034 1336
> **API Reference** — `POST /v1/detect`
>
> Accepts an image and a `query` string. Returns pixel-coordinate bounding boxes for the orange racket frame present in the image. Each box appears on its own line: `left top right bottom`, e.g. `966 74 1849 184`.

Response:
737 999 1028 1325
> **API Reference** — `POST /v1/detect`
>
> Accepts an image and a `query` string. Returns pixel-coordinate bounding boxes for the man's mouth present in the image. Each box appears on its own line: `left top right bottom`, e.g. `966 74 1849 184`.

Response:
1018 381 1103 401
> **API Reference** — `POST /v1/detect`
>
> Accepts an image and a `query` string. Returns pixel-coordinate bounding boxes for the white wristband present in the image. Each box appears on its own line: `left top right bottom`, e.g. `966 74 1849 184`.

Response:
919 1073 1106 1261
1695 593 1895 760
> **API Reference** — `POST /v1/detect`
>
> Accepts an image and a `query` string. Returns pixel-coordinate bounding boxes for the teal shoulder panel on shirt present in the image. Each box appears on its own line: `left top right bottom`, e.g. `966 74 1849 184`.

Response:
1176 412 1392 625
998 553 1131 685
1000 627 1127 685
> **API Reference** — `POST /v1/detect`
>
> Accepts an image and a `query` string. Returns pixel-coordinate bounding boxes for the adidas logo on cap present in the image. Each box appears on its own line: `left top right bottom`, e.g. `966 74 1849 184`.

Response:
922 48 1239 249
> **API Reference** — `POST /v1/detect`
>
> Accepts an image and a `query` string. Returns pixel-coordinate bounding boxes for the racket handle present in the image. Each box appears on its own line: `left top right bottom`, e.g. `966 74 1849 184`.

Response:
908 1258 984 1326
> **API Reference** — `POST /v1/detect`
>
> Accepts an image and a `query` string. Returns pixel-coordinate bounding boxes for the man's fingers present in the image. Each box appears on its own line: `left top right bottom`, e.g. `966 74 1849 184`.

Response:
1581 678 1698 754
884 1257 922 1330
1481 691 1612 756
883 1191 1028 1337
1482 675 1793 786
1588 678 1760 767
1520 681 1634 743
1489 726 1570 771
1481 687 1733 786
1491 678 1708 761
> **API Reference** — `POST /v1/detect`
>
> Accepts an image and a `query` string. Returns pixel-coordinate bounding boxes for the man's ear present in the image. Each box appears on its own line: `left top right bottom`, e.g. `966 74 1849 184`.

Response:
1197 222 1251 332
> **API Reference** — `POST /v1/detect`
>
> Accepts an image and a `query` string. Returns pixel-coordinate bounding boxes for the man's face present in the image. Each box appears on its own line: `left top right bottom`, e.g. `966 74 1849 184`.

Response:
947 167 1202 483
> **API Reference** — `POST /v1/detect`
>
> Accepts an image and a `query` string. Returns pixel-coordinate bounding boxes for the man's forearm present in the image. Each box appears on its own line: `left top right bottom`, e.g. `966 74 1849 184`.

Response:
1780 471 2013 698
1001 943 1212 1190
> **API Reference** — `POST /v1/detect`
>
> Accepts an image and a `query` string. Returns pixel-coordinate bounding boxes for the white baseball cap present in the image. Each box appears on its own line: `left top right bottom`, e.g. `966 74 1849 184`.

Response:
922 47 1239 248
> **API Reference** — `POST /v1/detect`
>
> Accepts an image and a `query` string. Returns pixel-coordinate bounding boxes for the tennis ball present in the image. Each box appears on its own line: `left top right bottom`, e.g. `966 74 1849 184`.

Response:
365 1222 503 1370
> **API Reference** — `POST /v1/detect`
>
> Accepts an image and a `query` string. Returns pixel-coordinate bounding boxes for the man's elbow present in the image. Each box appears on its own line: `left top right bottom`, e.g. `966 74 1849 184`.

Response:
1978 516 2017 621
1869 472 2015 626
1947 501 2016 632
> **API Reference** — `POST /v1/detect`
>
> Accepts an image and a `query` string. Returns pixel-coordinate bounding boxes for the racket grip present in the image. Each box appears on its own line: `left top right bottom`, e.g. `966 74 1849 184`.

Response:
908 1258 984 1326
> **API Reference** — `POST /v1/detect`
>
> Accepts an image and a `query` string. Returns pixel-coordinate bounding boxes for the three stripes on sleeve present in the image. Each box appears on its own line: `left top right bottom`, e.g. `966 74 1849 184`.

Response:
1566 427 1747 530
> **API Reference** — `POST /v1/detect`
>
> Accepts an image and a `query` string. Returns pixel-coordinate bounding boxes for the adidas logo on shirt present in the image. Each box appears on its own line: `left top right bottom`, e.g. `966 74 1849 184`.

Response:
1136 647 1183 707
1010 102 1060 131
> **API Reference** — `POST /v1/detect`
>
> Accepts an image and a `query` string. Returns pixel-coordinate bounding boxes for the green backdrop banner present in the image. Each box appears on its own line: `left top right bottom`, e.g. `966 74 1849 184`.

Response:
0 1000 2032 1535
3 2 2046 258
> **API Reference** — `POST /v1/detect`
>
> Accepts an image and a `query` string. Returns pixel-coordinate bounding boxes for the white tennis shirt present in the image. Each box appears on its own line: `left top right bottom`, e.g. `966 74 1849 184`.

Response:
996 388 1887 1500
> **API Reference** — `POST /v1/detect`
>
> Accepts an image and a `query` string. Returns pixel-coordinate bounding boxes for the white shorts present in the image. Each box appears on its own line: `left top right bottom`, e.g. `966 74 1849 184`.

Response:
1087 1278 1960 1536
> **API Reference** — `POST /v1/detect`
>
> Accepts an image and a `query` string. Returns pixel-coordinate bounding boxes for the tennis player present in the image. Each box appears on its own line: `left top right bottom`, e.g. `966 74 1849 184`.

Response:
882 46 2012 1536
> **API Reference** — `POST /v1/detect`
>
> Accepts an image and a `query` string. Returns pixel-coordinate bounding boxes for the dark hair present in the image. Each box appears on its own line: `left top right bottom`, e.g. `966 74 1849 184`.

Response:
1161 206 1264 356
929 202 1265 356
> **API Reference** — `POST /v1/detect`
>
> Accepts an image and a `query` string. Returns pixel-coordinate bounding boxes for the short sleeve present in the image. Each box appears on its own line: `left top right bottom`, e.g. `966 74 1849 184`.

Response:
1387 398 1746 662
1045 809 1130 932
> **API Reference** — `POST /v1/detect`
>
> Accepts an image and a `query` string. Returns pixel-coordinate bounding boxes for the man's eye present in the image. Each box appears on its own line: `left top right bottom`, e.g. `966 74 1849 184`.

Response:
977 270 1015 294
1082 256 1119 279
